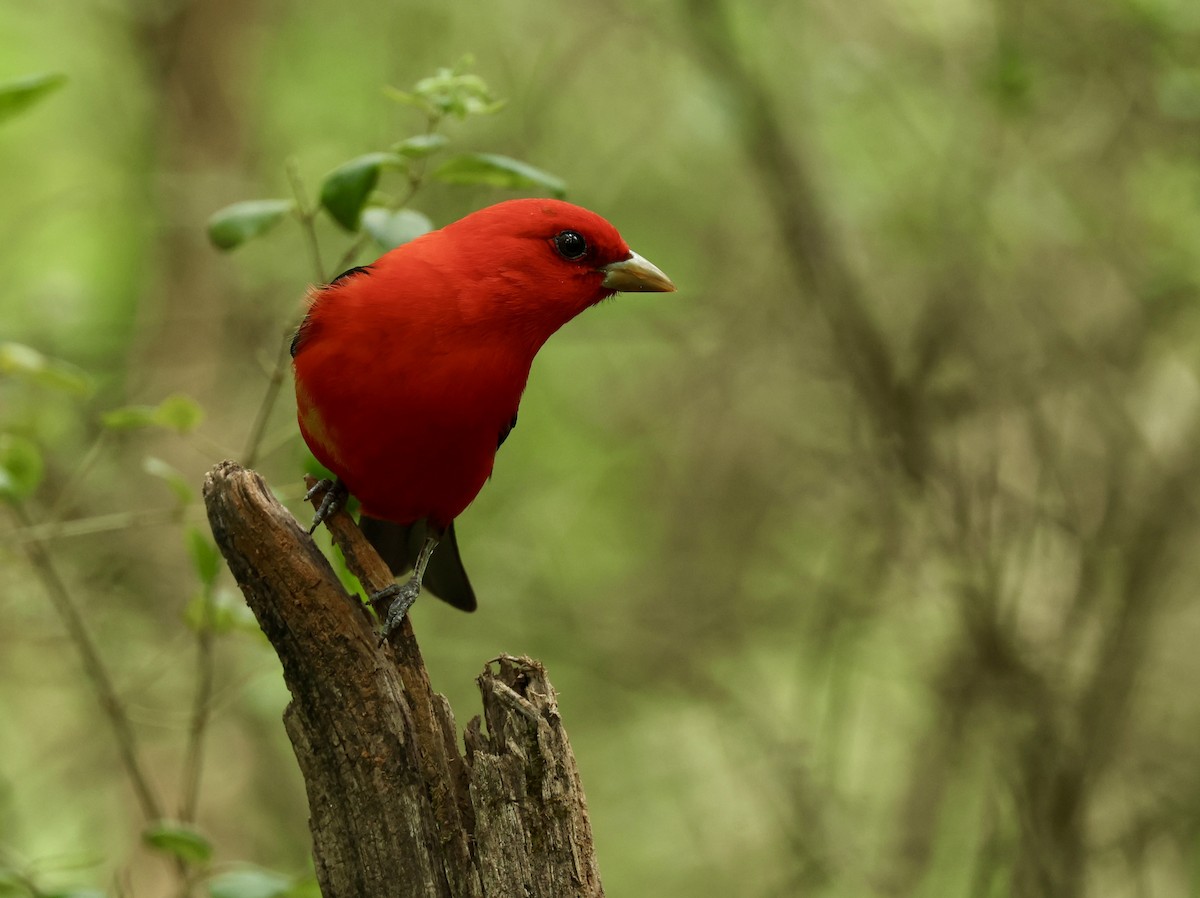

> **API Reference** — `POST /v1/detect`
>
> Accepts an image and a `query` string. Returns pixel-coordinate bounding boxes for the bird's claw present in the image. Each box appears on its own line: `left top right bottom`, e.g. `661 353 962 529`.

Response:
374 578 422 644
306 478 347 534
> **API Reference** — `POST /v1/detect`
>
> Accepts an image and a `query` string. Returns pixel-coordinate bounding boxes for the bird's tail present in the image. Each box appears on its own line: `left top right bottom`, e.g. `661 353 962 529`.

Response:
358 515 477 612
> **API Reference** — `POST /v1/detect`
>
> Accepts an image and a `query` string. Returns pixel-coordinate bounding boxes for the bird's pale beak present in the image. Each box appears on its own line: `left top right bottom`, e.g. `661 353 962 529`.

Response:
601 251 676 293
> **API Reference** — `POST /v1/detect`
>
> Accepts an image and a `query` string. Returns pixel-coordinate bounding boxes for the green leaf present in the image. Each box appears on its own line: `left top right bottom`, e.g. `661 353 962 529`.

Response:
104 393 204 434
0 73 66 126
0 434 43 503
207 869 291 898
143 821 213 864
0 342 93 397
392 133 449 158
385 58 505 120
432 153 566 198
186 525 222 588
0 342 43 374
319 153 405 231
45 890 107 898
155 393 205 433
361 207 433 251
381 87 427 112
207 200 294 250
101 406 158 430
143 456 194 505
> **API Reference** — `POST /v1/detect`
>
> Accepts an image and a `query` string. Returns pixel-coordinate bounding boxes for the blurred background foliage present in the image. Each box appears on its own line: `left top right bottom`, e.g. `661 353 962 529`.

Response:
2 0 1200 895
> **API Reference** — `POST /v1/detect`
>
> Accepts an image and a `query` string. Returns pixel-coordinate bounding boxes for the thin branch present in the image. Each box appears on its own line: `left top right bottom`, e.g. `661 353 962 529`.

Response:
240 331 293 469
287 158 327 286
241 162 327 468
4 506 193 544
330 232 370 277
9 502 164 822
45 430 110 523
178 592 216 825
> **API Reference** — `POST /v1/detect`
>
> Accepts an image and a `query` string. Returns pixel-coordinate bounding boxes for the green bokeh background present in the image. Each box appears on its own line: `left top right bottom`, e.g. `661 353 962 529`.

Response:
4 0 1200 896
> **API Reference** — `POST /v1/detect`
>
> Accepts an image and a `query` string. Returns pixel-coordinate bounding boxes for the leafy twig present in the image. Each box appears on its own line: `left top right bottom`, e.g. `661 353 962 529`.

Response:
240 163 328 468
329 117 439 275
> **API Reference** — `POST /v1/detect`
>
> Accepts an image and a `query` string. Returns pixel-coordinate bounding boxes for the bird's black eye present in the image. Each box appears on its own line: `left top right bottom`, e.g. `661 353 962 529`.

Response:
554 230 588 261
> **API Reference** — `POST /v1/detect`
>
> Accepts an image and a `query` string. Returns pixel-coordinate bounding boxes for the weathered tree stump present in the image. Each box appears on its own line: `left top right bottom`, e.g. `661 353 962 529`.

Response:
202 460 603 898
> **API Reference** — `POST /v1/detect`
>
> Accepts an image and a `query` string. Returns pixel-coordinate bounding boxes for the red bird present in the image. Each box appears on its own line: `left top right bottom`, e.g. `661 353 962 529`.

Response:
292 198 674 634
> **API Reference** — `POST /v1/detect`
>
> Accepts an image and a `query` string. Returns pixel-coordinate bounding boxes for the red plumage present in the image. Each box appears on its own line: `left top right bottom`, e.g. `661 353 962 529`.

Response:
292 198 673 614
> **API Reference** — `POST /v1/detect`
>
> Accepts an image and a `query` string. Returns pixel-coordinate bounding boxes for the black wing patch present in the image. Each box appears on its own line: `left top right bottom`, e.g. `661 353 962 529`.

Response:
497 411 518 449
289 318 310 357
329 265 372 286
290 265 374 357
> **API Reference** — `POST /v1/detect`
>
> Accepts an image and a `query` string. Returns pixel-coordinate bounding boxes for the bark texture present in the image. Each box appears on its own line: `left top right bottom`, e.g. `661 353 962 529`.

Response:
202 460 602 898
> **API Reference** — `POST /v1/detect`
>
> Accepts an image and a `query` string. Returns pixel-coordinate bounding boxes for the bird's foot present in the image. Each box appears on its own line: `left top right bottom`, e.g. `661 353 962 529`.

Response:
373 576 422 644
305 478 347 534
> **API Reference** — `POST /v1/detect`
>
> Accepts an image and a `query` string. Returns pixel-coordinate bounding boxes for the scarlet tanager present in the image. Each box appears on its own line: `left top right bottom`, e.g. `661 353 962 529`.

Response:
291 198 675 635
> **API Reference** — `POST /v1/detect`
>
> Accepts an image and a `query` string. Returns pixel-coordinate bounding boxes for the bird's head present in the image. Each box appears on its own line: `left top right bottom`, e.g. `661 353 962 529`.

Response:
441 199 675 341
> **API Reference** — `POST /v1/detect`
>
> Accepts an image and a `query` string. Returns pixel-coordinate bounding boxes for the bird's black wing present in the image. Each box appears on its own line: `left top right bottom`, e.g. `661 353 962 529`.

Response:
359 515 477 612
498 411 518 448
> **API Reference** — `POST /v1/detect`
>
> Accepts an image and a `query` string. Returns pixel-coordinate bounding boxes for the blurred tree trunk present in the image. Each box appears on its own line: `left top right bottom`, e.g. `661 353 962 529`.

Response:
202 461 603 898
125 0 267 398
